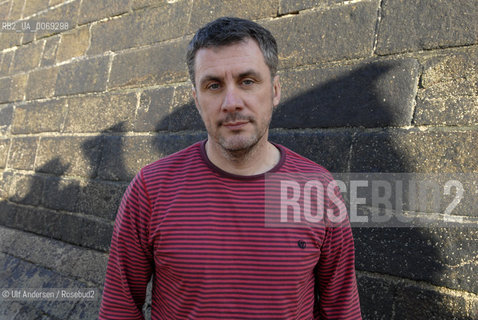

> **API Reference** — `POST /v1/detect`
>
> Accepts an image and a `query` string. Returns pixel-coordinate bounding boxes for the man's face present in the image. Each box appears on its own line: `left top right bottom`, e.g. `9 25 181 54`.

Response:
192 38 281 154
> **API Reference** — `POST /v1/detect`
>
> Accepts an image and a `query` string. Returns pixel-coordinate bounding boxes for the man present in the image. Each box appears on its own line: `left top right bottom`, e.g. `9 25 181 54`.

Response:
100 17 361 319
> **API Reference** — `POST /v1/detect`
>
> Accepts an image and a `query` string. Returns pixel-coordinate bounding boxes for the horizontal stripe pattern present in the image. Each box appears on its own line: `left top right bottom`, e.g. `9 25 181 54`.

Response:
100 140 361 319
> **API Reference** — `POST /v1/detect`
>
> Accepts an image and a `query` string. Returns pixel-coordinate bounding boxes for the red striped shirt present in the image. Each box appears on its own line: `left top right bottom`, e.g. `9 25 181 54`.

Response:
99 140 361 319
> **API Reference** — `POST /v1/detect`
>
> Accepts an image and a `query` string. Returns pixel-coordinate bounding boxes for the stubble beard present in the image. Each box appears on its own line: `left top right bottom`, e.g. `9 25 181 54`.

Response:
215 112 271 160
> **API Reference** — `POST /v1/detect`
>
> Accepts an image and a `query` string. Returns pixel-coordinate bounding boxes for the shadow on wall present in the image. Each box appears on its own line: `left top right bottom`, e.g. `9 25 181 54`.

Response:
269 62 468 319
0 62 472 319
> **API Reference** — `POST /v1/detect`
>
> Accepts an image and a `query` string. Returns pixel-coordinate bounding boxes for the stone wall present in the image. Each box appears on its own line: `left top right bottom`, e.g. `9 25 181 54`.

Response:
0 0 477 318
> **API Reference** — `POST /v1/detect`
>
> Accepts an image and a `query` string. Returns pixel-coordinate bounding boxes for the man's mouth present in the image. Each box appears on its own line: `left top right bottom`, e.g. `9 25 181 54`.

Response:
222 120 249 130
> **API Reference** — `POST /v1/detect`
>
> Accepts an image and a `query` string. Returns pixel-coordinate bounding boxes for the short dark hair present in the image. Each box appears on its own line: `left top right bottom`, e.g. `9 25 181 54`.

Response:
186 17 278 86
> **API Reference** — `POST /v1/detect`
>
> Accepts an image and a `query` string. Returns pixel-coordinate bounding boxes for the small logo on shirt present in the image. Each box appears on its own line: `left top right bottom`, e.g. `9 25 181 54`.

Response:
298 240 306 249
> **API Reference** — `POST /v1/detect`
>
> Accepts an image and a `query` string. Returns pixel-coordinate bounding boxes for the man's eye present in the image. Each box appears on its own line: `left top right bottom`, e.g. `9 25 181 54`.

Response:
207 83 220 90
242 79 254 85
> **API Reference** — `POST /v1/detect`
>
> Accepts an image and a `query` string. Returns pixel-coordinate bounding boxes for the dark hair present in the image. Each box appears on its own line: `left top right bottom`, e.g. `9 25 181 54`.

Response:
186 17 278 86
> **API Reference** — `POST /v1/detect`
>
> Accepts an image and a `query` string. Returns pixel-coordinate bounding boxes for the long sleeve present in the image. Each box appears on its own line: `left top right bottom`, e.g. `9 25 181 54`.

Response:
99 171 154 319
315 184 362 319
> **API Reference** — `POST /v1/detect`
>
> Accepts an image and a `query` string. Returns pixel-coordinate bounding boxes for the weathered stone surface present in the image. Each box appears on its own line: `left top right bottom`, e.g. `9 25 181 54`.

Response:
8 0 25 20
1 73 27 103
20 21 35 44
130 0 166 10
272 58 419 128
54 211 113 251
64 92 137 133
5 173 44 206
0 202 113 251
68 295 104 320
25 66 59 100
135 87 175 132
0 50 14 76
88 0 190 54
0 201 24 231
279 0 316 14
99 132 205 181
0 254 79 319
0 301 24 320
0 171 5 202
0 226 17 252
0 225 108 284
0 170 7 199
12 99 66 134
0 252 104 319
394 282 475 319
415 47 478 126
75 180 127 220
55 25 89 62
420 48 477 91
0 139 10 168
357 272 478 319
109 39 188 89
42 175 127 220
354 227 478 294
41 35 60 67
49 0 65 6
78 0 130 25
279 0 346 14
377 0 478 55
36 136 102 178
34 0 80 39
98 135 159 181
264 1 378 68
0 77 11 103
23 0 50 17
0 199 16 226
350 128 478 174
471 295 478 316
186 0 277 34
9 73 28 101
0 54 5 76
2 165 22 196
42 176 81 212
7 137 38 170
270 129 354 172
55 55 110 96
10 40 44 73
356 273 395 320
153 132 206 156
445 229 478 291
0 1 11 19
418 95 478 126
0 104 13 135
169 84 204 131
0 32 23 51
64 250 107 286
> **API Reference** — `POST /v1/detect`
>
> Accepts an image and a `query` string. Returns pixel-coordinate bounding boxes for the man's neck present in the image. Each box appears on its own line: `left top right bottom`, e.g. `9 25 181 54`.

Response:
205 138 280 176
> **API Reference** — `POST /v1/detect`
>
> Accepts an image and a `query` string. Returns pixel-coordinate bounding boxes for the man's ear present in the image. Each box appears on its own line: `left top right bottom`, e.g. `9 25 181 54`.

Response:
272 75 281 108
192 86 201 115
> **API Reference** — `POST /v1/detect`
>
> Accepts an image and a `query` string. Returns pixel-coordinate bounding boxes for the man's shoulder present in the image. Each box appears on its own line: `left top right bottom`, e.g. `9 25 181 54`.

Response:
279 144 330 171
277 145 334 185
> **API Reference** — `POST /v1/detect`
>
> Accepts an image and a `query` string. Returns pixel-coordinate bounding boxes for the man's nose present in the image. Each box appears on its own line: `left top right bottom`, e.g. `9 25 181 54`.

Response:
221 86 243 112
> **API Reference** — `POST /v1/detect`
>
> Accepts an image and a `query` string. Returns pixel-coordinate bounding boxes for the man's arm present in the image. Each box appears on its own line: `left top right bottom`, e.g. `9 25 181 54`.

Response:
315 184 362 319
99 171 153 320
